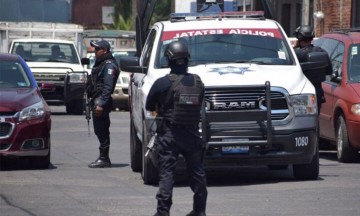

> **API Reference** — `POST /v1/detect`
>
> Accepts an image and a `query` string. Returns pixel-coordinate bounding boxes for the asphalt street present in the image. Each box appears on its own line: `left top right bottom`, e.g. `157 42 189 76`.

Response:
0 106 360 216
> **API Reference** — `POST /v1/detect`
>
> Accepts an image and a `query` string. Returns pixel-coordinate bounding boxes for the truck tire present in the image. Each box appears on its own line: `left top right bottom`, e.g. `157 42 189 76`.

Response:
336 115 358 163
130 119 142 172
66 99 85 115
142 120 159 185
293 147 319 180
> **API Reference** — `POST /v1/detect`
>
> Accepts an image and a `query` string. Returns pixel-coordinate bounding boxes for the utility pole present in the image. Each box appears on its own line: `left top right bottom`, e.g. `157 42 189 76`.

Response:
302 0 310 25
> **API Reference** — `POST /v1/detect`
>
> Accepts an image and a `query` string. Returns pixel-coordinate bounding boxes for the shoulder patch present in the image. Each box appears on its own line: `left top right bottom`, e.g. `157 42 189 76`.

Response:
107 68 114 76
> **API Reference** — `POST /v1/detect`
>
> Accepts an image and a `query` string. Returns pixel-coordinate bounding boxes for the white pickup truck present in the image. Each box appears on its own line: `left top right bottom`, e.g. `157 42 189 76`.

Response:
121 1 327 185
0 22 89 114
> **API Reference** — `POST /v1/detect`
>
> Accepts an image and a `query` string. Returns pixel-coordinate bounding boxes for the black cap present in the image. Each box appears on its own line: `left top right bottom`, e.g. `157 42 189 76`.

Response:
90 40 111 51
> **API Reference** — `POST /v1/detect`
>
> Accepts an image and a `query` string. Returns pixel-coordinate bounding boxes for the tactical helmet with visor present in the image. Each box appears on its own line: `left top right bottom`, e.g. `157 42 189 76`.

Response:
293 25 315 41
164 41 190 65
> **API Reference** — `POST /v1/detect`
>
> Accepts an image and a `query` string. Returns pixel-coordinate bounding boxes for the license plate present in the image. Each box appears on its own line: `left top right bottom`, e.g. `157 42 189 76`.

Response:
222 146 249 154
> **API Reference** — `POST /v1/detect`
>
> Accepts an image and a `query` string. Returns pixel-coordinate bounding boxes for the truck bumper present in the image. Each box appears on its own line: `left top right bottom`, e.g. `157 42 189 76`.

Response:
40 82 85 104
203 116 318 167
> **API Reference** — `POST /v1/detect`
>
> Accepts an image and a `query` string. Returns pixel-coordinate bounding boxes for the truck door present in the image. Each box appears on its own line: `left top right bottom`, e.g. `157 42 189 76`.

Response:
135 0 159 57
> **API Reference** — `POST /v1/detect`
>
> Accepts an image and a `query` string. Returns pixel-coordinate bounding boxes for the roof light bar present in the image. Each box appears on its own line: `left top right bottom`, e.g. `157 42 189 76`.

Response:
170 11 265 22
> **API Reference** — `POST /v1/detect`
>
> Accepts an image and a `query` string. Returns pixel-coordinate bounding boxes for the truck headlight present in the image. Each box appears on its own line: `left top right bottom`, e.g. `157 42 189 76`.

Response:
351 104 360 116
69 72 87 83
19 101 45 121
290 94 317 116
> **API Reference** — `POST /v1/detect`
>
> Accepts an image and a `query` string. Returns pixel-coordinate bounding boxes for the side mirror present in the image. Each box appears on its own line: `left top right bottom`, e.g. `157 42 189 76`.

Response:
119 56 147 73
81 58 90 65
331 67 342 82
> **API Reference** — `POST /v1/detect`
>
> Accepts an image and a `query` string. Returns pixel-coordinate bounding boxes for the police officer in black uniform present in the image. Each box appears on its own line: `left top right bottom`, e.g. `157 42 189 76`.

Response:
146 41 208 216
87 40 119 168
293 25 332 111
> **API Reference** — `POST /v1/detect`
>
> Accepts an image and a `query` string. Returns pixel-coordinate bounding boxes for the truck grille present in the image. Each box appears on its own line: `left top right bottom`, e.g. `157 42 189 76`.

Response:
34 73 66 83
204 87 289 120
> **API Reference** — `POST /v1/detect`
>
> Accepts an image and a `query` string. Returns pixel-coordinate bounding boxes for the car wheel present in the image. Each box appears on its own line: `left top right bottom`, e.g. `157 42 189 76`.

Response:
30 147 50 169
293 147 319 180
130 119 142 172
336 115 358 163
141 120 159 185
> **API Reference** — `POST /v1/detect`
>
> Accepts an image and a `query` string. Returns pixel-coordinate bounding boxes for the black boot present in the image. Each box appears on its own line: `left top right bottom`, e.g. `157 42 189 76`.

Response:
88 146 111 168
186 210 206 216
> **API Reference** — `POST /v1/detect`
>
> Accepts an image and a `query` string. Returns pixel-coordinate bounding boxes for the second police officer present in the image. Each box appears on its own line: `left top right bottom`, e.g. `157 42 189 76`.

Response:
86 40 119 168
293 25 332 111
145 41 208 216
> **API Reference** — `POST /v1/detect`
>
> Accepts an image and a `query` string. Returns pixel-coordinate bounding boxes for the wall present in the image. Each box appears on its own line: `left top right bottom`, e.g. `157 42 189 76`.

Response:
0 0 70 23
72 0 113 29
314 0 353 36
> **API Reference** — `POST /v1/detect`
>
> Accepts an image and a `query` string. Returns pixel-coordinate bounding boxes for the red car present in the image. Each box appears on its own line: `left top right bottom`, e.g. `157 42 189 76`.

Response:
0 53 52 168
314 29 360 162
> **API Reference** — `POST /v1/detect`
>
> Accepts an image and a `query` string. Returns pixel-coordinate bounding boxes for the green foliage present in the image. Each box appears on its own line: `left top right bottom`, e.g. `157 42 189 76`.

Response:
152 0 171 24
103 14 133 31
107 0 133 30
108 0 171 30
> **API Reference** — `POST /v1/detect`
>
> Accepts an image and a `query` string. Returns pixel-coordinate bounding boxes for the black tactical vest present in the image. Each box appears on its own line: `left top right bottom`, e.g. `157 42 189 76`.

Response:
296 45 330 86
163 74 204 125
88 59 117 95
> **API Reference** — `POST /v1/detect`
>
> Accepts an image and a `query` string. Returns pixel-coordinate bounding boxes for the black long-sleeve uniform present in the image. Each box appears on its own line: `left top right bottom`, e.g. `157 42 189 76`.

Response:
146 66 207 216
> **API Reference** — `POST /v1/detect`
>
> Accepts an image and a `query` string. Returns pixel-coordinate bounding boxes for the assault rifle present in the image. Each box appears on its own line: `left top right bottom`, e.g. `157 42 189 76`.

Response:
85 91 101 136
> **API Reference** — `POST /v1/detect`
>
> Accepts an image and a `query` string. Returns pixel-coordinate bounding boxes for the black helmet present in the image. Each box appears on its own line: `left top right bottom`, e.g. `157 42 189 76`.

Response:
293 25 315 41
164 41 190 65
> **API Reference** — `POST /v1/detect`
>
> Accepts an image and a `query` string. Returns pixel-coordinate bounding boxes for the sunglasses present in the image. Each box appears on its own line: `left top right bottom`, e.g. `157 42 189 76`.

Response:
95 47 102 51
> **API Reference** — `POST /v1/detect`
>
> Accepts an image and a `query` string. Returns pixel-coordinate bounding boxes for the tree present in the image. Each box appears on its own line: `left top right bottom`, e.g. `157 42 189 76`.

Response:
109 0 171 30
152 0 171 24
103 0 133 30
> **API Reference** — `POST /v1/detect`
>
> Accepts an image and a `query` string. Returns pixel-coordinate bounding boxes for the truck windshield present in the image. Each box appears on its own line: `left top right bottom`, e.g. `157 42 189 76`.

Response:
157 33 294 68
11 42 80 64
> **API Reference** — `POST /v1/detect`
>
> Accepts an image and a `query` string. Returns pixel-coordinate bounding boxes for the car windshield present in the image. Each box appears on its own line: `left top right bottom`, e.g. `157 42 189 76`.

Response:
113 50 136 65
0 60 31 88
11 42 80 64
348 44 360 82
157 33 293 68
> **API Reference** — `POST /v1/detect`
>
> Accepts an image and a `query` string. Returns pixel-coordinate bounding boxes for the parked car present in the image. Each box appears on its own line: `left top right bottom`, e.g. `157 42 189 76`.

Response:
112 48 136 110
85 48 136 110
0 53 52 168
313 29 360 162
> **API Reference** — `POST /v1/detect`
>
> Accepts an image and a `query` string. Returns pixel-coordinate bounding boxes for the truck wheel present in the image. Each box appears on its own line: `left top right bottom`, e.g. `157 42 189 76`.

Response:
130 119 142 172
66 99 84 115
336 115 358 163
293 147 319 180
142 120 159 185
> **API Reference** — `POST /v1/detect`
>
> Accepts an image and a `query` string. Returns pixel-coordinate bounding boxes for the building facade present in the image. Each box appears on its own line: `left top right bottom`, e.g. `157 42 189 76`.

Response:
313 0 360 37
0 0 359 35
